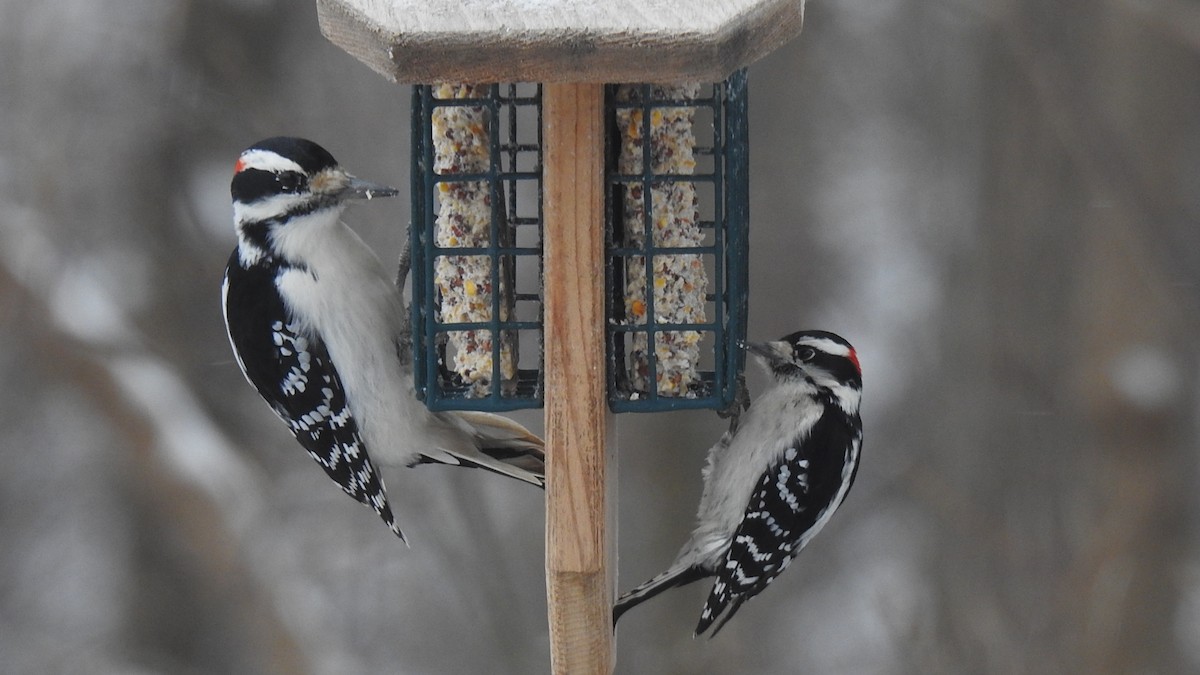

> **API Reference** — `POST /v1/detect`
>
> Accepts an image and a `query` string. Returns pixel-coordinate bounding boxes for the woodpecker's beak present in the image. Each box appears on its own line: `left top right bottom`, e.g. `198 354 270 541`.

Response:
744 340 789 366
313 167 398 202
337 175 399 201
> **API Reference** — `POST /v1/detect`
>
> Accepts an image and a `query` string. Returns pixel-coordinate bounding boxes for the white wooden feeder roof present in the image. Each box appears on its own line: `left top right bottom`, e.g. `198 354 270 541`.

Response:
317 0 805 83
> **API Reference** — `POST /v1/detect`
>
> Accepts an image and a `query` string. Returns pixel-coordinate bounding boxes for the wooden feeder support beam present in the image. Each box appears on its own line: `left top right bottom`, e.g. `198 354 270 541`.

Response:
542 82 615 674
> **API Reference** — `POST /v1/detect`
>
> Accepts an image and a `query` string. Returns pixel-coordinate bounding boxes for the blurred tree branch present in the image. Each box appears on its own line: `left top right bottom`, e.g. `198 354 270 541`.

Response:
0 263 310 675
991 0 1200 297
1117 0 1200 52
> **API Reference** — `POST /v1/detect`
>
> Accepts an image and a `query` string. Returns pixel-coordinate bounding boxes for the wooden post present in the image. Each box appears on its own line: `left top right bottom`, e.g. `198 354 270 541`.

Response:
542 82 614 674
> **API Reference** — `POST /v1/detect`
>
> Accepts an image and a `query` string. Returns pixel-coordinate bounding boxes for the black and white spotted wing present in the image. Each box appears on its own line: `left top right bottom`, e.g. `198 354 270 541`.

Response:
696 409 862 636
223 253 404 541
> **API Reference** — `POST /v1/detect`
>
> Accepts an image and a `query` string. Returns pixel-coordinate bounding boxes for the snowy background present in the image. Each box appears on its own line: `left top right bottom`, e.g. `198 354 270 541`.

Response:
2 1 1199 673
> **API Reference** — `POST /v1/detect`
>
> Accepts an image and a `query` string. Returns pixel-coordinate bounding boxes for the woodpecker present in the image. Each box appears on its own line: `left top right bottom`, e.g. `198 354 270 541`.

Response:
614 330 863 636
222 137 545 543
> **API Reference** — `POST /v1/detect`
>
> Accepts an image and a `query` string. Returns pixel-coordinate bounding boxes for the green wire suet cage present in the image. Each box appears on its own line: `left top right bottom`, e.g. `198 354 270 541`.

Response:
606 70 749 412
410 83 544 412
410 72 749 413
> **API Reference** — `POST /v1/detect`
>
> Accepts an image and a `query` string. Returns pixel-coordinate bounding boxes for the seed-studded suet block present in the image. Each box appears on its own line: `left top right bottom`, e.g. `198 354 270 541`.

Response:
616 83 707 397
432 83 516 395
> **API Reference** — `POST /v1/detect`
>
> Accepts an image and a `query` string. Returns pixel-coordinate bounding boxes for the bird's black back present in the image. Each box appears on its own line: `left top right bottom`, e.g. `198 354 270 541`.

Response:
223 250 401 538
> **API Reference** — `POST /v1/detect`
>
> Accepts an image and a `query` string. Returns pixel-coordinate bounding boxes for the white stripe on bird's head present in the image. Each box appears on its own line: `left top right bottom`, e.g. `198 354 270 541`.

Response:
796 336 851 359
234 148 306 176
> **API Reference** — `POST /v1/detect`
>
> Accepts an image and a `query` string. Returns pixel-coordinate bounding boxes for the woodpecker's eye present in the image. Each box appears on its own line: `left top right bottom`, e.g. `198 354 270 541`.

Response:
276 172 306 193
796 346 817 362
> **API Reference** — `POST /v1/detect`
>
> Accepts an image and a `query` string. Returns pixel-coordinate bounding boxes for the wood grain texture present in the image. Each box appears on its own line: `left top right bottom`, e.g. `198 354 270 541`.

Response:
542 83 614 674
316 0 804 82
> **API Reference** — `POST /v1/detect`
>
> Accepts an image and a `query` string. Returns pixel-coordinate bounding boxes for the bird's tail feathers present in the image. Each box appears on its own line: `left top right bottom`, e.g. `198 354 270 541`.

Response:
695 587 743 637
457 410 545 450
337 482 408 545
613 564 708 626
416 410 545 487
379 503 409 546
472 444 546 476
458 410 546 485
418 445 545 487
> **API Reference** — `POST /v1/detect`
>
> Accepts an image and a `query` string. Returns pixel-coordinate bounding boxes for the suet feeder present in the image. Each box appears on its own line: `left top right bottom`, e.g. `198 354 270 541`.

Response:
409 83 545 411
317 1 806 671
605 75 750 412
408 78 750 413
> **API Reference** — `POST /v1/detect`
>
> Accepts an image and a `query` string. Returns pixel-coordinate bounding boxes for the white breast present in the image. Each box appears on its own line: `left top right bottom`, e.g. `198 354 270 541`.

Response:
687 379 823 567
272 209 438 467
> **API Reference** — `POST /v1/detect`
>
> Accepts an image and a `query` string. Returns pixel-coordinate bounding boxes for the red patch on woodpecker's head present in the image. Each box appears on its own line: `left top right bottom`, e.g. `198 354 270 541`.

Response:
847 348 861 375
234 157 247 175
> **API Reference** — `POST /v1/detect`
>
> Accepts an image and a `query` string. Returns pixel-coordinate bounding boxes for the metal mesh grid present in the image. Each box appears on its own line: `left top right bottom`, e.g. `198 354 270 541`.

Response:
410 83 544 411
605 70 749 412
410 72 747 414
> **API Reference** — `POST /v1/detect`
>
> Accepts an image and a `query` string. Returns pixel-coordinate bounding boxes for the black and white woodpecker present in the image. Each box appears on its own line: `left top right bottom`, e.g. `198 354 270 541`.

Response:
614 330 863 636
222 137 545 543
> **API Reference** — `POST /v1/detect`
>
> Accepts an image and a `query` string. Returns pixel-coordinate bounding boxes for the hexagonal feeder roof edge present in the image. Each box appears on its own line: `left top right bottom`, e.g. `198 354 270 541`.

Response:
317 0 805 83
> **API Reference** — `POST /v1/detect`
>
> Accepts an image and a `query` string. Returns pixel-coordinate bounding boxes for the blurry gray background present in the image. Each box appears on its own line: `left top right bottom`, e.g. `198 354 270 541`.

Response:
3 1 1199 673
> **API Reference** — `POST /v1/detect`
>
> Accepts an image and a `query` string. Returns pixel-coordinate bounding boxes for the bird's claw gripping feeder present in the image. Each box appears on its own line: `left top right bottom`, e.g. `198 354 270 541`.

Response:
317 1 806 670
